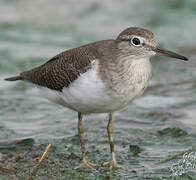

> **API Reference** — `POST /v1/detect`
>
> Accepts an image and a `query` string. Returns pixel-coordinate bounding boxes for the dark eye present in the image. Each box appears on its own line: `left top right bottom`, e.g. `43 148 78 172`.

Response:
131 37 141 46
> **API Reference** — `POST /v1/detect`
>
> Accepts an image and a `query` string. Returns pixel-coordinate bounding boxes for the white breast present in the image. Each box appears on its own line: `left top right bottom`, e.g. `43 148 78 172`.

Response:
39 58 151 114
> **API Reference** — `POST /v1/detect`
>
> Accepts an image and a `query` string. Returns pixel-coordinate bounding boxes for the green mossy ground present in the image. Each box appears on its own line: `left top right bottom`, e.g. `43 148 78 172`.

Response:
0 133 195 179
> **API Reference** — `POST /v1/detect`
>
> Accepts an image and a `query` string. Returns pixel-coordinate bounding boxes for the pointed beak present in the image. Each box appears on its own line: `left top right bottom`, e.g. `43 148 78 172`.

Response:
153 46 188 61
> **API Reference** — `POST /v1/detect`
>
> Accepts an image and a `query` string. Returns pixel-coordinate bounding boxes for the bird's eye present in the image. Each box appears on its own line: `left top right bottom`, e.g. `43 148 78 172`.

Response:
131 37 141 46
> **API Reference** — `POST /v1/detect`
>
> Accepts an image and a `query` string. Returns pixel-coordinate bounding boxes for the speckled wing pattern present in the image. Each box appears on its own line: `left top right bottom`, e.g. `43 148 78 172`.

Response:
20 43 101 92
5 40 115 91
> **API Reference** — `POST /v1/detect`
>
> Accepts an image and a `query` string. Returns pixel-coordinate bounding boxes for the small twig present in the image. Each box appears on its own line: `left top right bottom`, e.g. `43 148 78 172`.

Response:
157 150 187 164
27 144 51 180
157 146 196 164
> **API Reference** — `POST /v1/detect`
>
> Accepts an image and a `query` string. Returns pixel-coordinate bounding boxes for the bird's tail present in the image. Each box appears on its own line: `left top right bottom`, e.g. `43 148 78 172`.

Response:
5 75 23 81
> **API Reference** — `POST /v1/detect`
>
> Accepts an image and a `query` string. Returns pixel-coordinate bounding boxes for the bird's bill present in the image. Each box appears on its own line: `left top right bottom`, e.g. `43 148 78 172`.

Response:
153 46 188 61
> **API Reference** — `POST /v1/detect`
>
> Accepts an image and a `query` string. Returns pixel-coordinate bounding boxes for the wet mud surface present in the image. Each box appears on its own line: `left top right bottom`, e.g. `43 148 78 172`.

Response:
0 0 196 179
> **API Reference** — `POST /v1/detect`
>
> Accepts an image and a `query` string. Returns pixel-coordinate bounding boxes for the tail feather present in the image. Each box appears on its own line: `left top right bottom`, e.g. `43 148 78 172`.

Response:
5 75 22 81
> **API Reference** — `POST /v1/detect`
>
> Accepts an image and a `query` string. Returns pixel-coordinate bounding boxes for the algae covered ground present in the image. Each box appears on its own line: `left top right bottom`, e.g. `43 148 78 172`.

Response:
0 0 196 179
0 126 195 179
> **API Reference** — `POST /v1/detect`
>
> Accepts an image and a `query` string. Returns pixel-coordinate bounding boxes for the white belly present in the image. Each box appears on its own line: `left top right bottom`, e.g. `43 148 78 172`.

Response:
39 60 150 114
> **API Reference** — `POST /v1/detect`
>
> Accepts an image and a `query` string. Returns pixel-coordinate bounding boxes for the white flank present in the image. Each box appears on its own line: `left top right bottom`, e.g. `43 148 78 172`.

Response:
39 58 151 114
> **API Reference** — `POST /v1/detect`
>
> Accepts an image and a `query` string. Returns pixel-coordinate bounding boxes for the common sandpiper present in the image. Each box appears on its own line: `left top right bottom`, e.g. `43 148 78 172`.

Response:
5 27 188 170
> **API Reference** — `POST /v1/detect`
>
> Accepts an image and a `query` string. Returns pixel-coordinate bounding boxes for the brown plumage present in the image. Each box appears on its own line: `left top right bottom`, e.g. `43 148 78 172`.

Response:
4 27 188 170
5 27 157 92
117 27 154 40
5 40 116 91
5 27 188 93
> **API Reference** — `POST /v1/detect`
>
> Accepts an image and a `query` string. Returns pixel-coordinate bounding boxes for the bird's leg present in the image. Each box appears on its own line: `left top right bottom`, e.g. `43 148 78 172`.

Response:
75 112 98 170
103 113 123 170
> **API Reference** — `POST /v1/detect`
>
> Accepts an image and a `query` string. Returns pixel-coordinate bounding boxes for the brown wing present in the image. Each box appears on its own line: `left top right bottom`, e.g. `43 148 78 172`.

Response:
20 44 99 91
5 40 115 91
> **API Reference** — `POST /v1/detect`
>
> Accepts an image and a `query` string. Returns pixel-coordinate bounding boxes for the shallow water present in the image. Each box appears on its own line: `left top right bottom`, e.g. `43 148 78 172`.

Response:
0 0 196 179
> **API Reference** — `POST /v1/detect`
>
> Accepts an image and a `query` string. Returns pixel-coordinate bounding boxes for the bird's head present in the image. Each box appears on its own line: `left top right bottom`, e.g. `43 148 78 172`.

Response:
116 27 188 61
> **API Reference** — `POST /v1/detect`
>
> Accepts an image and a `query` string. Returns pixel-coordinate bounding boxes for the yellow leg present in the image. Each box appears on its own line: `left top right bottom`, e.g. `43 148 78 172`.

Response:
103 113 124 170
75 112 98 170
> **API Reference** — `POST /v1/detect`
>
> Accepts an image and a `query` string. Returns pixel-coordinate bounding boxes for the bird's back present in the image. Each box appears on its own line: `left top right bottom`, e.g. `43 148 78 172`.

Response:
6 40 114 92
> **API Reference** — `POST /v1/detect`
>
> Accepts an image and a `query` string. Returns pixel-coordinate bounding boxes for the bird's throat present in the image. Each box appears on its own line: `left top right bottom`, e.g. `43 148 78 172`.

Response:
99 57 152 95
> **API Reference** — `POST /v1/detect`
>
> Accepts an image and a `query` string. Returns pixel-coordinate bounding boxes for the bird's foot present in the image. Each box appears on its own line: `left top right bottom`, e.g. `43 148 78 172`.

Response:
75 157 98 170
103 159 124 170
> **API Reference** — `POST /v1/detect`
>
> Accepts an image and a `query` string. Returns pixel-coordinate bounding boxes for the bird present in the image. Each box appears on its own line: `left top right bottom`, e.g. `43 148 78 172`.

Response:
5 27 188 170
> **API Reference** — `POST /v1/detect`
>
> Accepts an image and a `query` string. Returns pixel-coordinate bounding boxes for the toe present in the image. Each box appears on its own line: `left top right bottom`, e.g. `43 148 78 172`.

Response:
87 161 98 167
103 160 124 170
75 158 98 170
103 161 110 166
